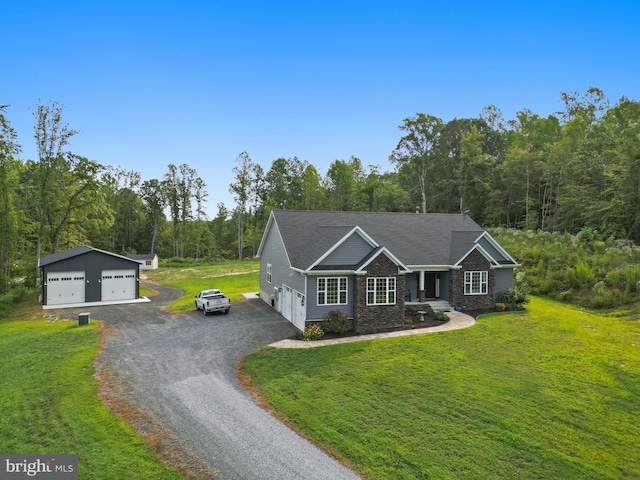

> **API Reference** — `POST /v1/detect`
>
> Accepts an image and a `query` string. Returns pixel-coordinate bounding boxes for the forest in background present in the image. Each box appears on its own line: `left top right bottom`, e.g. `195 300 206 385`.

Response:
1 87 640 307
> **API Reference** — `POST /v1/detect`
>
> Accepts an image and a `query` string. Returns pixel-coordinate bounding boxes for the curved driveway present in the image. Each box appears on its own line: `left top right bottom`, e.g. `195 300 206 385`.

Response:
58 283 361 480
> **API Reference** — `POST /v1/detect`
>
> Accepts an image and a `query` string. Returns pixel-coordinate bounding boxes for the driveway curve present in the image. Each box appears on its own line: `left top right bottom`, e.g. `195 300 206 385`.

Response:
54 283 361 480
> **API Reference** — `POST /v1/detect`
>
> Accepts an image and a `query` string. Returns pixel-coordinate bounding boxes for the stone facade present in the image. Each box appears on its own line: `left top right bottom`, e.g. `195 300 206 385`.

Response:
353 254 405 331
449 249 495 311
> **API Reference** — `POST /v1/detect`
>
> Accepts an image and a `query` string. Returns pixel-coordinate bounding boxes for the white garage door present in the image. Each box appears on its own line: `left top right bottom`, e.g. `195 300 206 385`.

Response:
281 285 306 330
282 285 293 321
47 271 85 305
292 291 306 331
101 269 136 302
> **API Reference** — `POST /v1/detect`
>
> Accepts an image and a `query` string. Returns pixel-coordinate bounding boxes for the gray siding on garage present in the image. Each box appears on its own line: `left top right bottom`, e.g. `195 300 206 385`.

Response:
305 275 354 321
42 250 139 304
259 221 306 301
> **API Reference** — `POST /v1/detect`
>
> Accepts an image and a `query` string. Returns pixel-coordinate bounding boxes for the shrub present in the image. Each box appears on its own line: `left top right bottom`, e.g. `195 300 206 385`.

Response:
0 286 29 320
495 303 506 312
303 324 324 341
624 265 640 292
565 267 578 288
497 288 530 311
605 269 625 289
575 261 594 285
558 289 573 302
576 227 600 244
434 311 448 322
322 310 352 335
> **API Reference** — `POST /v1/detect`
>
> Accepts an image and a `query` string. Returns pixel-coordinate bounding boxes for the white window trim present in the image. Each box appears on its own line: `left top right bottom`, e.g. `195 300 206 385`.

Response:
266 263 272 283
366 277 396 305
464 271 488 295
317 277 348 306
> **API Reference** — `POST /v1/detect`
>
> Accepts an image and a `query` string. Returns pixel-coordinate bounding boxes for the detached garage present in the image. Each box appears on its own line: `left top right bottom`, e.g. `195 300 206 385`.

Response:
39 246 142 307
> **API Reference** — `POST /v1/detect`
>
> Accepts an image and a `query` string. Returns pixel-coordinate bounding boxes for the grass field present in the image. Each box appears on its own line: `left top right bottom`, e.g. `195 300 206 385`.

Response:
242 297 640 479
0 318 185 479
145 259 260 312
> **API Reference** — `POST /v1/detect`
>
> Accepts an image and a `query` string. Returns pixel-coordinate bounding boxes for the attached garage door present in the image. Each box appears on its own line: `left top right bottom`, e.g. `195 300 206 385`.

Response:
47 271 85 305
282 285 293 321
292 291 306 330
281 285 306 330
101 269 136 302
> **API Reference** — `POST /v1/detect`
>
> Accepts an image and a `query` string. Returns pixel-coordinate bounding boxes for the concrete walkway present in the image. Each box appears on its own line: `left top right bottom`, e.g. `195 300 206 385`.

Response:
269 311 476 349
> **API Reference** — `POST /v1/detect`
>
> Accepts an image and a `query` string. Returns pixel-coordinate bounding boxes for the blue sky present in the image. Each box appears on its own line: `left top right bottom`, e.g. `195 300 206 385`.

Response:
2 1 639 216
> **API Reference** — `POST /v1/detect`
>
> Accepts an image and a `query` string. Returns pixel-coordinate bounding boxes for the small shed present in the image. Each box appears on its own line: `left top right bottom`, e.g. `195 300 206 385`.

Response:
39 246 141 307
126 253 159 270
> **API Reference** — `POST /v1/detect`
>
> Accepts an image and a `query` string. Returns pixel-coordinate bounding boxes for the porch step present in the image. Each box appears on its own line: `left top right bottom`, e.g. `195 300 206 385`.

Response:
406 300 452 312
427 300 452 312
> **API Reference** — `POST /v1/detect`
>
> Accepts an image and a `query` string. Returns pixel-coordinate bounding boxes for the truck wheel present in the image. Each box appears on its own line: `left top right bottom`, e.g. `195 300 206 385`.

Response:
203 308 208 316
225 308 230 314
195 301 199 310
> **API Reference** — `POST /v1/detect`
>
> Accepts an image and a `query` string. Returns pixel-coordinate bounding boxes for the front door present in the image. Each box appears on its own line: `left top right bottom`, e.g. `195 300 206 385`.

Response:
425 273 436 298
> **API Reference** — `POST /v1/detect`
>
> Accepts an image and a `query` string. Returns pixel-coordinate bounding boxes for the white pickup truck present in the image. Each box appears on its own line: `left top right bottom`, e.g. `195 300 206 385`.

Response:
194 289 231 315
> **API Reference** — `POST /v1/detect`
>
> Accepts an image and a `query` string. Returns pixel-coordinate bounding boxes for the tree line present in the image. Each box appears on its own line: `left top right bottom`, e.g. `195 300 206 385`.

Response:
1 88 639 292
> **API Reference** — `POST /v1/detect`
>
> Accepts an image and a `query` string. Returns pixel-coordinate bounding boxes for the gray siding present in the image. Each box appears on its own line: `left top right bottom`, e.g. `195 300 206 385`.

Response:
405 274 417 300
495 268 514 296
306 275 354 321
319 233 373 266
42 250 139 304
259 222 305 302
478 237 510 264
438 271 450 301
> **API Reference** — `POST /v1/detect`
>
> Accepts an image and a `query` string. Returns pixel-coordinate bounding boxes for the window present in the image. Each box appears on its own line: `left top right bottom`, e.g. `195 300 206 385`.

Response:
317 277 347 305
367 277 396 305
266 264 272 283
145 260 152 266
464 271 488 295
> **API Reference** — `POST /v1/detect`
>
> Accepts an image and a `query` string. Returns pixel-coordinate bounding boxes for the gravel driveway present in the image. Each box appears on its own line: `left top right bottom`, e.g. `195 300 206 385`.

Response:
57 283 361 480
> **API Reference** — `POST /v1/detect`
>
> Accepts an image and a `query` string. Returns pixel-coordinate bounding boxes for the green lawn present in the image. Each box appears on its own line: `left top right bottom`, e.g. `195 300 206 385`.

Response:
146 259 260 312
0 319 185 479
242 297 640 479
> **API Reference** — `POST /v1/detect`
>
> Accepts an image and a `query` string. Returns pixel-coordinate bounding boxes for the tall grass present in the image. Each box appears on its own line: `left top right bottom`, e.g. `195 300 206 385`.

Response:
0 286 29 320
490 227 640 309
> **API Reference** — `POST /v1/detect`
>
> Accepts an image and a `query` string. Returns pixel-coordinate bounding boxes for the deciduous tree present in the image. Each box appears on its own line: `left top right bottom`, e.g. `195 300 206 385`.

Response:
390 113 444 213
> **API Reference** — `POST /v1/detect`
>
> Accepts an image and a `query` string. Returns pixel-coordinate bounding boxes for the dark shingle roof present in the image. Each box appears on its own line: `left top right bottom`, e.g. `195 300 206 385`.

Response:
271 210 487 270
38 246 139 267
449 231 483 265
126 253 157 261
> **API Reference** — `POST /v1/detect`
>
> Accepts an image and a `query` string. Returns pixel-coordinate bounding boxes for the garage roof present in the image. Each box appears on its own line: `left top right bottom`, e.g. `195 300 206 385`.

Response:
38 246 140 268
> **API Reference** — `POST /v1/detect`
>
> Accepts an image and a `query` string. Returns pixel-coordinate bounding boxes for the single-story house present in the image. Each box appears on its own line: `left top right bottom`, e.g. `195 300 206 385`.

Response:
257 210 518 331
39 246 141 307
126 253 159 270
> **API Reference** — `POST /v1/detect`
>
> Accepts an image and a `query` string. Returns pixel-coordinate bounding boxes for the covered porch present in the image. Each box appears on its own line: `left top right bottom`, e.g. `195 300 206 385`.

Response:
404 270 451 306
